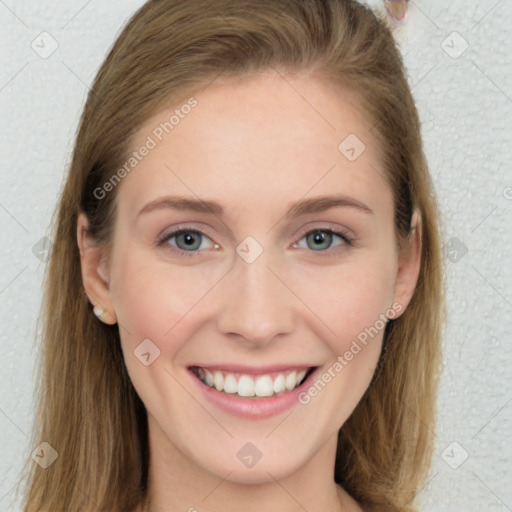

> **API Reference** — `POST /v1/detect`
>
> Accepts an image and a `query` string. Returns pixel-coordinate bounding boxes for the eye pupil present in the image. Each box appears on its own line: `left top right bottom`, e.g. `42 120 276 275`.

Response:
307 230 332 250
177 232 201 250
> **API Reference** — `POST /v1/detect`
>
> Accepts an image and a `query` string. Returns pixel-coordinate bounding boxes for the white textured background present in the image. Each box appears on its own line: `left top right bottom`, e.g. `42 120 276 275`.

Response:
1 1 511 510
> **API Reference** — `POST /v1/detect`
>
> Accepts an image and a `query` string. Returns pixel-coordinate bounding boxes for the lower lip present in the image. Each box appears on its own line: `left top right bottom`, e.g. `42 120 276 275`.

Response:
188 366 321 420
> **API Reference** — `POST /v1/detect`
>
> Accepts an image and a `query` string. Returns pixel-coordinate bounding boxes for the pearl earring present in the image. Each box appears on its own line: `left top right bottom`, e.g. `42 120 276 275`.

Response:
93 304 117 325
93 305 105 319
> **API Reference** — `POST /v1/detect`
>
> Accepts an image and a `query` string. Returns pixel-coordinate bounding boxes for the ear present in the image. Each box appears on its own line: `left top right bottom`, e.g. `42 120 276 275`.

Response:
391 209 422 318
77 212 117 325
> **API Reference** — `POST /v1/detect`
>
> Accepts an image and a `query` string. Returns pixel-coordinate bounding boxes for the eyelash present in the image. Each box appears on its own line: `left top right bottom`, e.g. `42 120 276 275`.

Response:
157 226 355 258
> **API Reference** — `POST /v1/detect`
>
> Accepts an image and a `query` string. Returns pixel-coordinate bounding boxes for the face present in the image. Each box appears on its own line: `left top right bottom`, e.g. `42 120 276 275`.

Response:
79 70 420 490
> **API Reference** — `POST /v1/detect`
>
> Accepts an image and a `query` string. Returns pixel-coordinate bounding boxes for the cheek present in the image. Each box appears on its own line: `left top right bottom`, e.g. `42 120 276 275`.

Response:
109 253 210 407
110 249 218 342
293 252 396 349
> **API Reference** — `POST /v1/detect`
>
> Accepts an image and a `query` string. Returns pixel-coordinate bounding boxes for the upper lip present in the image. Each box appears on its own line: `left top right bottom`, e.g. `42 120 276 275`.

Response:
188 364 318 375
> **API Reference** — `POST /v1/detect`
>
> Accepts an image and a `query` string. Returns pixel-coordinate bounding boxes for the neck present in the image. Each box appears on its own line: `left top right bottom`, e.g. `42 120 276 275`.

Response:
141 485 353 512
138 415 358 512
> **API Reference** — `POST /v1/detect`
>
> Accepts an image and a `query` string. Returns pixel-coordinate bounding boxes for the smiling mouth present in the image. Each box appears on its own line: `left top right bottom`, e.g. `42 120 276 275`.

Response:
189 366 317 398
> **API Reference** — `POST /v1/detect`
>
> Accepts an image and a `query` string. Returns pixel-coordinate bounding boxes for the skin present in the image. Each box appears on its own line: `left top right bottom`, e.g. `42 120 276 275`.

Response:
77 69 421 512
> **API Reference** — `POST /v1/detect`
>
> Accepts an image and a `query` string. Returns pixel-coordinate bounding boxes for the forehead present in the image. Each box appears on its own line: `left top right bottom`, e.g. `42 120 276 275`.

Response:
115 71 391 221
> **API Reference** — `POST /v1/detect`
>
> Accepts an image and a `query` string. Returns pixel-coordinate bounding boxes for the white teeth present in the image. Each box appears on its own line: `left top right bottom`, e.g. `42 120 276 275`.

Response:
254 375 274 397
195 367 311 397
273 374 286 394
204 369 213 387
213 371 224 391
223 374 238 394
238 375 255 397
285 371 297 391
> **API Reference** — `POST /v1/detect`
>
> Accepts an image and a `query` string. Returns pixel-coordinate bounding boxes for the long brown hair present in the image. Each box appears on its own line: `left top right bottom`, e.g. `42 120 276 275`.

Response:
18 1 446 510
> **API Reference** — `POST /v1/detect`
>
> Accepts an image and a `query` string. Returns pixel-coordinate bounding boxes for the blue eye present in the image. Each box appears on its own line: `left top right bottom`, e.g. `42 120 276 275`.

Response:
158 227 354 258
295 229 352 252
158 229 214 254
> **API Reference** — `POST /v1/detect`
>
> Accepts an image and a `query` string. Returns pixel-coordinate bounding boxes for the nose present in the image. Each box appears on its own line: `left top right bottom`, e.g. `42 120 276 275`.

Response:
215 247 295 348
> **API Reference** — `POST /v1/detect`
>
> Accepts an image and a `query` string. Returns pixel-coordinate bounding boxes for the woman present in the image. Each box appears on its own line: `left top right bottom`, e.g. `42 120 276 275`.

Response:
20 0 445 510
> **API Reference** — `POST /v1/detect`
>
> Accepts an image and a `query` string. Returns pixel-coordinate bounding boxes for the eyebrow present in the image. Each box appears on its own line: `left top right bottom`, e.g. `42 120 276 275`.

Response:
137 193 374 219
